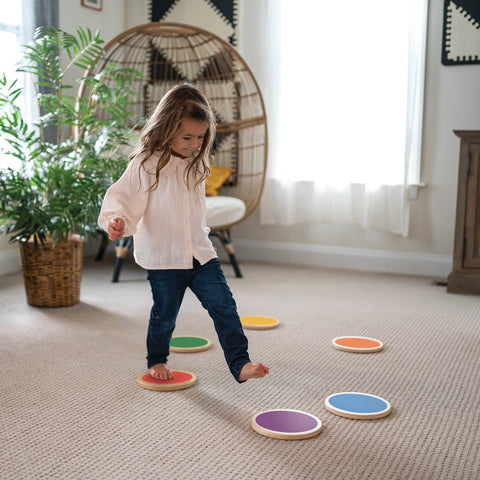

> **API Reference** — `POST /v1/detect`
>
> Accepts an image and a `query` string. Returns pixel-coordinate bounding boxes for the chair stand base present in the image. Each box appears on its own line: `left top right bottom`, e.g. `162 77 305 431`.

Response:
112 257 124 283
95 230 243 281
210 229 243 278
95 231 109 261
111 237 134 282
229 253 243 278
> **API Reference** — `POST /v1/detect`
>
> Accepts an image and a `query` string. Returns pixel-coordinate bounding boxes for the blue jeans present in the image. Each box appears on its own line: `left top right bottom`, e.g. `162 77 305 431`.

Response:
146 258 250 382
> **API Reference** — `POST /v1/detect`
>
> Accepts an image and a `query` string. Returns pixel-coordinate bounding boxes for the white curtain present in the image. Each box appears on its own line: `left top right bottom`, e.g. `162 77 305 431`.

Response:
258 0 428 236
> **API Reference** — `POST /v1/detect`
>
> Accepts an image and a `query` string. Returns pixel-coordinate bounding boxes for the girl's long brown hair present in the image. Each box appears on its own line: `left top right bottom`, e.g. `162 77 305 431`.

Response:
130 83 216 190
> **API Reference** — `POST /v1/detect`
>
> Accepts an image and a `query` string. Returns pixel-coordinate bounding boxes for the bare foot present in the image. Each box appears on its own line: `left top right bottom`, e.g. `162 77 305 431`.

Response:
238 362 270 382
149 363 174 380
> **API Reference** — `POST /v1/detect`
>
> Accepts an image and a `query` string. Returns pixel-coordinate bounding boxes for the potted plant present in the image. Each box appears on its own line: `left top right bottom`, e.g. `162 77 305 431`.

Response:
0 26 142 307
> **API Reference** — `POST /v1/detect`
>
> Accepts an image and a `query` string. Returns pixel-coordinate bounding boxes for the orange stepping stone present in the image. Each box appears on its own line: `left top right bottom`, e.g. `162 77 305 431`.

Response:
332 336 383 353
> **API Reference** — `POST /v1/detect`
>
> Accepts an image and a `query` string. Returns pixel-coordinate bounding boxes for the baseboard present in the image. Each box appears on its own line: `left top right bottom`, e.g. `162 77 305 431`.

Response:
225 238 452 278
0 249 21 276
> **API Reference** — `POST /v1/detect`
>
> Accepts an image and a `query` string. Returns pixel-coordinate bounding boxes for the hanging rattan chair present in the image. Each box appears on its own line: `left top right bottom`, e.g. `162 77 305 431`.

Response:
83 22 267 279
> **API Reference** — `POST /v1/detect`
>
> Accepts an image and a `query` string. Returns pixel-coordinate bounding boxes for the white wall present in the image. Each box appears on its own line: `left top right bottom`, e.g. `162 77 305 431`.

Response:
0 236 20 273
1 0 478 278
59 0 127 42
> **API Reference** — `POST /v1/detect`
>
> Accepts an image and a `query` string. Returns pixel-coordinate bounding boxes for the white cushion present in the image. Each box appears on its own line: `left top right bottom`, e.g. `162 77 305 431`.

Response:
206 196 246 229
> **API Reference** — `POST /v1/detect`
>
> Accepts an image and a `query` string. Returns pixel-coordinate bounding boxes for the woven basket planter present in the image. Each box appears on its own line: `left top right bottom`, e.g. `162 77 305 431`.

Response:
19 238 84 307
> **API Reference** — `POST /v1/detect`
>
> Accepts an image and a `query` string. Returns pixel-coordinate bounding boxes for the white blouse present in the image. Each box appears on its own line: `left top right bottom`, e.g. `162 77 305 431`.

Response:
98 151 217 270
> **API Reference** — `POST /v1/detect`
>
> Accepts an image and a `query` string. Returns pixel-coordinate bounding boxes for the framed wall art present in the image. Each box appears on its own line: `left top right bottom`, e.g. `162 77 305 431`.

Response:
81 0 102 11
442 0 480 65
149 0 237 45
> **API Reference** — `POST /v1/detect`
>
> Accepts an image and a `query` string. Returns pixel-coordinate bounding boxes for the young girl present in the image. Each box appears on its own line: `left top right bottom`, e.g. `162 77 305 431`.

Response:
98 83 269 383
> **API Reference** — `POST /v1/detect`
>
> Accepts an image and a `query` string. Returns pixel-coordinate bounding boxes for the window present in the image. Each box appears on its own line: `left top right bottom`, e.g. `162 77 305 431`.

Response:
0 1 22 80
0 0 23 169
259 0 428 235
271 0 426 187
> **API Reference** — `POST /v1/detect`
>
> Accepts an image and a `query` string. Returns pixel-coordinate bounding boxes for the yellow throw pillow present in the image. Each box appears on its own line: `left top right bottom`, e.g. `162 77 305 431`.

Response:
205 165 233 196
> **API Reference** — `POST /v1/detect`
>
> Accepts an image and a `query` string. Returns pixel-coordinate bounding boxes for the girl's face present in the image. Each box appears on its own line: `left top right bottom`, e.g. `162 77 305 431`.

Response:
171 118 208 158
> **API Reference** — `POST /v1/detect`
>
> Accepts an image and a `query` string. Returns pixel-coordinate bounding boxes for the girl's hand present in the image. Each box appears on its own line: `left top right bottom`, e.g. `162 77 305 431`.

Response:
108 217 125 241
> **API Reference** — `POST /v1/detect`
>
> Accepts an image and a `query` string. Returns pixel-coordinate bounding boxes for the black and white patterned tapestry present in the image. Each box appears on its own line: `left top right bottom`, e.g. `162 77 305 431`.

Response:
149 0 237 45
442 0 480 65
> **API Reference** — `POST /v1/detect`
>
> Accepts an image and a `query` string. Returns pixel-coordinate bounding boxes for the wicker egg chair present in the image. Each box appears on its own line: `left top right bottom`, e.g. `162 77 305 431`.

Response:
85 22 268 279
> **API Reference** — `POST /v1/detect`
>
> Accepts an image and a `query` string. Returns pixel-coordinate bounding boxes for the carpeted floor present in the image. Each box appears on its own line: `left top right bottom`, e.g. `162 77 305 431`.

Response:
1 254 480 479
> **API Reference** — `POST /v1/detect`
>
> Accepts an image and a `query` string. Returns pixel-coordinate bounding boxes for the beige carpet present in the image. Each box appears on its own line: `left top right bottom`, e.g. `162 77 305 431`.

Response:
1 254 480 479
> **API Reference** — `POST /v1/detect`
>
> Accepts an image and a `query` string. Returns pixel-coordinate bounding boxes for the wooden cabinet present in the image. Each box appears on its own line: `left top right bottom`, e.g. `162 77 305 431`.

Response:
447 130 480 294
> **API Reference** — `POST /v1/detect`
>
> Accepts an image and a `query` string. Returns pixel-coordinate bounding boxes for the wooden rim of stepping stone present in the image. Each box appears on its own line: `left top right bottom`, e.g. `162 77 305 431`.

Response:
325 392 392 419
169 336 212 353
251 409 322 440
240 316 279 330
136 370 197 391
332 336 384 353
